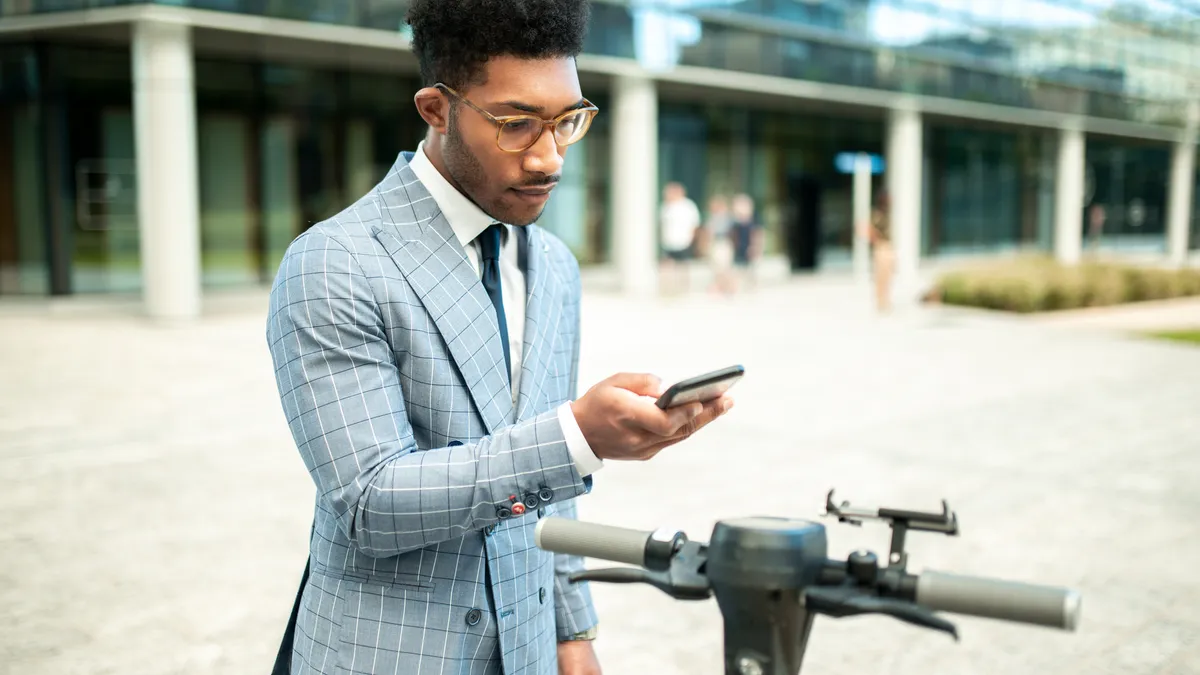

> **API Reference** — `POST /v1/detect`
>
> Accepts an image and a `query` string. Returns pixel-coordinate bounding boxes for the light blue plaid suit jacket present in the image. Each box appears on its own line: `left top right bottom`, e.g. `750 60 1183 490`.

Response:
266 152 597 675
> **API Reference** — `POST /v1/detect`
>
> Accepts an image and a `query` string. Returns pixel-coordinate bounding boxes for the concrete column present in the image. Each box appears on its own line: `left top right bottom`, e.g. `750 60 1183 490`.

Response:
885 103 922 300
1054 123 1085 266
132 20 201 320
1166 102 1199 266
610 74 658 296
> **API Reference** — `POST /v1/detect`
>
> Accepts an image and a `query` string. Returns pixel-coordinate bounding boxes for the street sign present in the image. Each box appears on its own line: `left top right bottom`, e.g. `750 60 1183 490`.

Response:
835 152 885 175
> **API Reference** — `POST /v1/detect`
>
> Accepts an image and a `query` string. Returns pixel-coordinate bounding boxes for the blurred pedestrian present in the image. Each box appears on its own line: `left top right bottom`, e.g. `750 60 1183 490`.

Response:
706 194 736 296
659 181 701 295
730 193 763 292
1088 204 1106 250
869 190 894 312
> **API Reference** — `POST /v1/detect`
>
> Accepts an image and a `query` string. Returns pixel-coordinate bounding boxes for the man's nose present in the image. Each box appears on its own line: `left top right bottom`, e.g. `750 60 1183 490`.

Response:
522 126 565 176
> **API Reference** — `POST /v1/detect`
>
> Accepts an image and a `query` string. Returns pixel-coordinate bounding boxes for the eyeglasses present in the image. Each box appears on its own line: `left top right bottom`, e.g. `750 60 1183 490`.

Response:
435 83 599 153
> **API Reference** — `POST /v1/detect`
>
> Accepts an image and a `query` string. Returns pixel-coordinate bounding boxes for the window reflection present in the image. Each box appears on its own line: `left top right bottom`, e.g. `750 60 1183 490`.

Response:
586 0 1197 126
924 124 1055 256
193 59 429 285
1085 138 1171 254
0 46 51 296
39 46 144 295
657 100 885 270
1191 167 1200 251
3 1 1196 127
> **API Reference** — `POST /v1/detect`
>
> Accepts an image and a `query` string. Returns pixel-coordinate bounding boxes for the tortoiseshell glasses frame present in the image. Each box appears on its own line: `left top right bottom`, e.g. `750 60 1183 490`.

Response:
435 83 600 153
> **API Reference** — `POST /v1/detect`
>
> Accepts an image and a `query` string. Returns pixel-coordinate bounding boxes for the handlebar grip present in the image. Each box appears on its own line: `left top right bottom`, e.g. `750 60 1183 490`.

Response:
534 517 651 567
916 570 1081 630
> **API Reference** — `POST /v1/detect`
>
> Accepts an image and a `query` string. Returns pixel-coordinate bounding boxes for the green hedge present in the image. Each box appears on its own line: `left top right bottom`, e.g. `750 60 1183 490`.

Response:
930 256 1200 313
1147 330 1200 346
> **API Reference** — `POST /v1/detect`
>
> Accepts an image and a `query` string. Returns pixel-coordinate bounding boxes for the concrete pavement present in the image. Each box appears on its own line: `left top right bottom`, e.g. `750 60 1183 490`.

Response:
1027 295 1200 332
1 277 1198 675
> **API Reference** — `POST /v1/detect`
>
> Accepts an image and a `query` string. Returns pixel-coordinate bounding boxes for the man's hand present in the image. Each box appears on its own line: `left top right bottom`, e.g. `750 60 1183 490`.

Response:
571 373 733 462
558 640 602 675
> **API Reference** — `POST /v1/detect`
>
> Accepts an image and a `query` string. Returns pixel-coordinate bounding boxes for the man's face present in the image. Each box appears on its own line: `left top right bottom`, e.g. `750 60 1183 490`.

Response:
442 56 585 226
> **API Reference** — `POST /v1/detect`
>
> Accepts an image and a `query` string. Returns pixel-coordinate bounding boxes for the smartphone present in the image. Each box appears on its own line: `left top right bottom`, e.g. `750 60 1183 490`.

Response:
655 365 745 410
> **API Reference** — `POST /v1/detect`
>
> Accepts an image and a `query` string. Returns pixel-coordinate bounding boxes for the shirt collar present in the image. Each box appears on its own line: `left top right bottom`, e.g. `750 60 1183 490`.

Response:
409 140 497 248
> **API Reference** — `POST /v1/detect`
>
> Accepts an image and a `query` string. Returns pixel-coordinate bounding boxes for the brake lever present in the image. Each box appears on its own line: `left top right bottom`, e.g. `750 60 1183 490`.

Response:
570 566 712 601
571 567 653 585
805 586 959 641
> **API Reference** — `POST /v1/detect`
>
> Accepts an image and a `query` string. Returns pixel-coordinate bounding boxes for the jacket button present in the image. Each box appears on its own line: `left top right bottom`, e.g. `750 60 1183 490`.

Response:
537 508 545 519
539 588 546 604
522 492 540 510
448 440 464 447
538 486 554 503
484 524 496 537
496 506 512 520
466 608 482 626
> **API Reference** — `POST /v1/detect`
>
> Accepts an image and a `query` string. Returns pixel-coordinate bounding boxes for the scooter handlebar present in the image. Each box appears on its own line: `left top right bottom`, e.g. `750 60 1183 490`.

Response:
534 517 652 568
534 518 1082 632
915 570 1081 631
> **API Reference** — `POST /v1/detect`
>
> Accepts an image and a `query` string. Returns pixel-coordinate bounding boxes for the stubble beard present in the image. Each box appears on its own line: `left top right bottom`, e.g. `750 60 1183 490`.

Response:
443 109 544 227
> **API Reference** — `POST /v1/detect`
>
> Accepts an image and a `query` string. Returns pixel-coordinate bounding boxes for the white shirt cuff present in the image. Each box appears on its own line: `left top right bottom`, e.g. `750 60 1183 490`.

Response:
557 401 604 477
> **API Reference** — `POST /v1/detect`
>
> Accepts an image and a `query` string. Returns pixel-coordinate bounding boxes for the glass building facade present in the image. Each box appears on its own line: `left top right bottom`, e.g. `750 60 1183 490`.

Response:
1084 136 1171 253
1194 171 1200 250
0 0 1198 302
0 42 431 294
7 0 1194 124
922 123 1057 257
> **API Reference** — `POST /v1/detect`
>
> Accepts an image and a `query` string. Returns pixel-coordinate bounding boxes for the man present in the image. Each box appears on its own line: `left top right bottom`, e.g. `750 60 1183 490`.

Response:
658 181 701 295
264 1 734 674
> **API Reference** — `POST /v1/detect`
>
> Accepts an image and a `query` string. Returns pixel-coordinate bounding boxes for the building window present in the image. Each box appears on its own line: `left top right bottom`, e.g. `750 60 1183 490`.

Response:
1084 138 1170 254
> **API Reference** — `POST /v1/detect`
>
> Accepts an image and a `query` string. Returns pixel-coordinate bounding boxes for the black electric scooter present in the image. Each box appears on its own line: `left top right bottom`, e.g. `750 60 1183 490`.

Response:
535 489 1081 675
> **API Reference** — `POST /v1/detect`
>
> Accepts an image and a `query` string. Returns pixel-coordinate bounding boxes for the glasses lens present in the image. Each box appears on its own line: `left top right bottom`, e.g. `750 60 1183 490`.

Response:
498 118 542 152
554 110 593 146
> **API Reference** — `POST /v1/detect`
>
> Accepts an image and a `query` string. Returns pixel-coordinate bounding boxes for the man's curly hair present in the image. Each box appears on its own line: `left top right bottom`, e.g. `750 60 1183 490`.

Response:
407 0 591 91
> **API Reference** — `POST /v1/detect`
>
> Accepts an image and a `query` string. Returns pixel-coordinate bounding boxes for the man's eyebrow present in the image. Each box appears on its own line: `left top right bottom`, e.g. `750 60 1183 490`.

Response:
496 98 588 115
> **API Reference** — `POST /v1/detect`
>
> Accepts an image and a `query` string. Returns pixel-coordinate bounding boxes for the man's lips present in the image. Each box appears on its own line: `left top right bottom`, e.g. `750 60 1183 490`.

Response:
512 184 556 195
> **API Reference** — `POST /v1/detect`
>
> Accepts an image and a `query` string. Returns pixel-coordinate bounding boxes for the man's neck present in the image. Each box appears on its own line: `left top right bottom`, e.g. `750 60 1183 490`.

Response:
421 132 466 196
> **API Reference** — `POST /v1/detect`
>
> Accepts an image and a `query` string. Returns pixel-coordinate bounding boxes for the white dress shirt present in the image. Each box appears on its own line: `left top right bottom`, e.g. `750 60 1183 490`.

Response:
409 142 603 477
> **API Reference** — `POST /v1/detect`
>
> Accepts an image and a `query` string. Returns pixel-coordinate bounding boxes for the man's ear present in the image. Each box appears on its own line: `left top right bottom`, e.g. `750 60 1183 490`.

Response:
414 87 450 134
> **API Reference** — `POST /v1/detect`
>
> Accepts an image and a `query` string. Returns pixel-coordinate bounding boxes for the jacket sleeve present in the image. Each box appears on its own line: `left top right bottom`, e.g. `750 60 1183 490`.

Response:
553 263 600 640
266 231 590 558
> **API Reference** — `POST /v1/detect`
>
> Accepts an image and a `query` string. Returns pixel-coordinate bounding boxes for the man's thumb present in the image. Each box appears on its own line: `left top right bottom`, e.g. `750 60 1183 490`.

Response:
607 372 663 397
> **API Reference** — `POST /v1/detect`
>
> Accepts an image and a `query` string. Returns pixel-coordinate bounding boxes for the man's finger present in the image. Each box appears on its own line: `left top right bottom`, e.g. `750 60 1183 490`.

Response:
627 399 702 436
664 396 730 433
606 372 663 397
689 396 734 431
641 430 693 455
640 397 734 452
663 400 706 430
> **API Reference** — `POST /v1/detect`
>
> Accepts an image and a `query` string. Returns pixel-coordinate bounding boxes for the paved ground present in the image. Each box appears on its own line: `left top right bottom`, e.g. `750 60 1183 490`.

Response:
1028 295 1200 332
2 277 1199 675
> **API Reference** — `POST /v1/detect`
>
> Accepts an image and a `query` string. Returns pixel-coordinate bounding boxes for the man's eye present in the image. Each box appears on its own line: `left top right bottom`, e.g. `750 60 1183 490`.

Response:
504 119 535 132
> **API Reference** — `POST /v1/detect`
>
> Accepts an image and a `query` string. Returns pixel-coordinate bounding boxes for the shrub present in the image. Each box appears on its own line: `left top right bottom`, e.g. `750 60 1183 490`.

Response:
929 255 1200 313
1148 329 1200 346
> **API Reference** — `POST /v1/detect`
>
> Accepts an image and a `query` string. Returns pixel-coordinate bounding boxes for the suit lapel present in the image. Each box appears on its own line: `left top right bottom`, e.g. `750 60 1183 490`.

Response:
516 225 565 422
369 156 514 434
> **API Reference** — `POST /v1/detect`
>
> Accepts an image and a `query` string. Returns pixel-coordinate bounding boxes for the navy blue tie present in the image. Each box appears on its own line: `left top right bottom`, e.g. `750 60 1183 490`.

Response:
478 224 511 385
